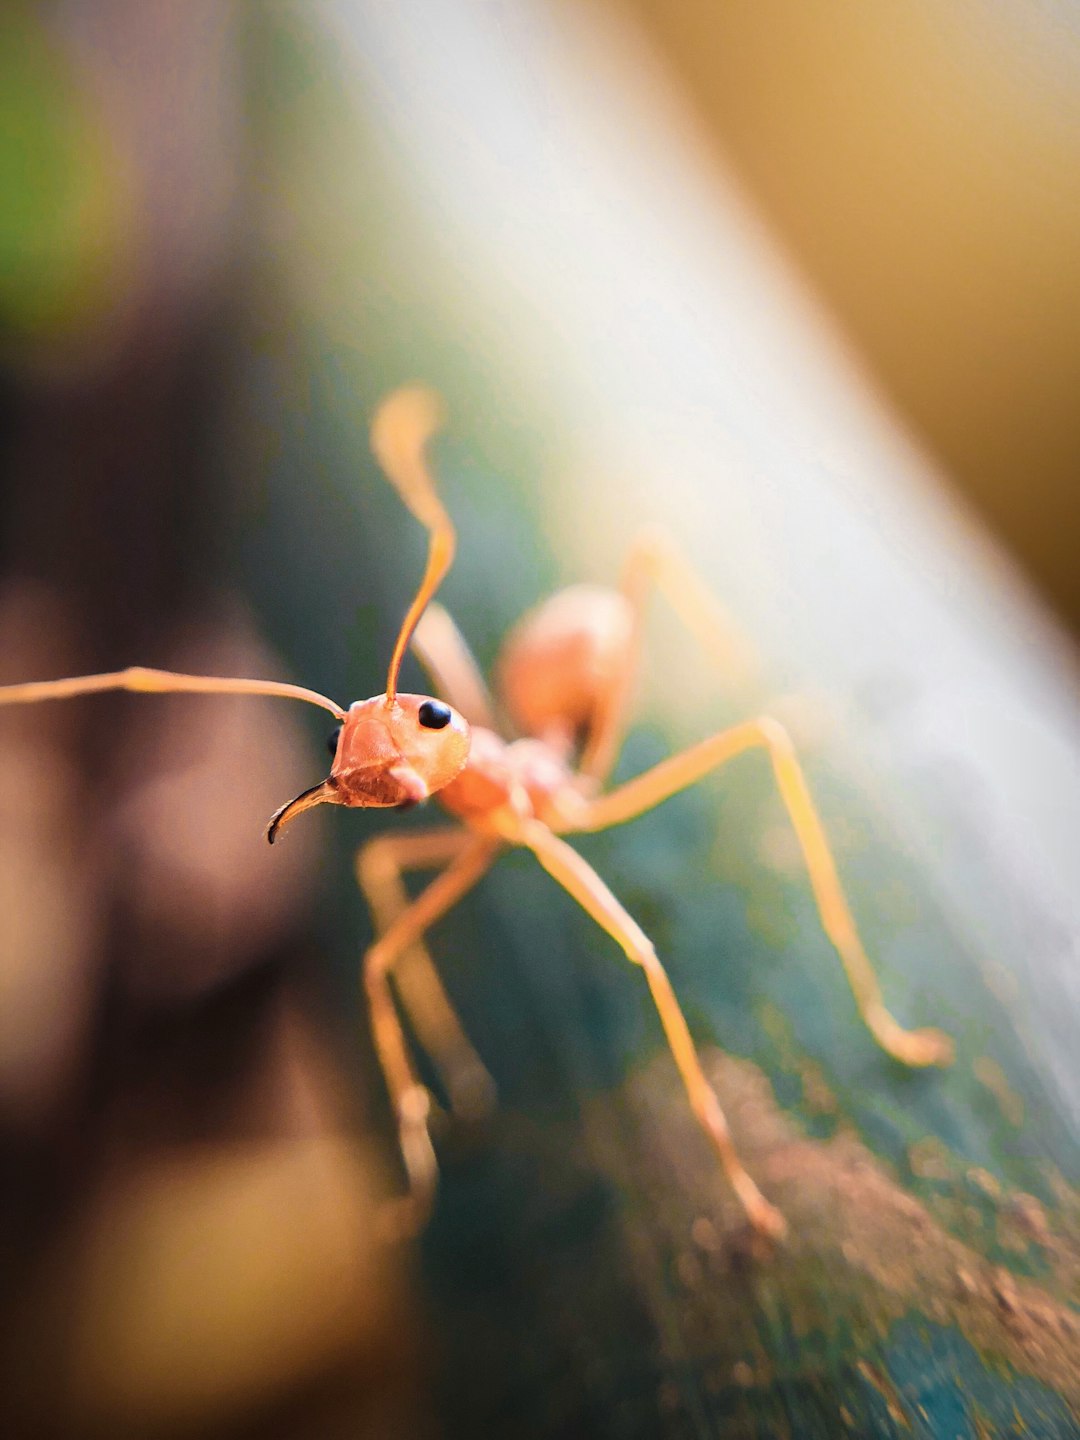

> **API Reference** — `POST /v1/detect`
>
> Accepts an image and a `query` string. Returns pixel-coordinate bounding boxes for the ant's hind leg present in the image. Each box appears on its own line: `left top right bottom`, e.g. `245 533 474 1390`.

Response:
362 835 499 1240
575 717 953 1069
580 531 762 786
356 828 496 1119
503 817 786 1241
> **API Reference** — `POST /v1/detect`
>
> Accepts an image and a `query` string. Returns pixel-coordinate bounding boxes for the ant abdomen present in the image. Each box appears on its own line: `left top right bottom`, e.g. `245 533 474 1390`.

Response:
494 584 633 748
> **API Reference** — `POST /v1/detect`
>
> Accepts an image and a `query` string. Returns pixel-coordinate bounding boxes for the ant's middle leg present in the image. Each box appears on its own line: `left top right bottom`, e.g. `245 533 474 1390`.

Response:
497 815 786 1240
573 717 953 1069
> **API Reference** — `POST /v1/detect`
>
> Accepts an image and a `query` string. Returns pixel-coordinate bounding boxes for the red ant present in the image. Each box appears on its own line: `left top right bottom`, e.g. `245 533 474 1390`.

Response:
0 387 953 1242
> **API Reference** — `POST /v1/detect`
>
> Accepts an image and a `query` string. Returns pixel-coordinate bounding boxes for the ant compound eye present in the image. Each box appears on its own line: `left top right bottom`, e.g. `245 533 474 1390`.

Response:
326 725 342 758
418 699 452 730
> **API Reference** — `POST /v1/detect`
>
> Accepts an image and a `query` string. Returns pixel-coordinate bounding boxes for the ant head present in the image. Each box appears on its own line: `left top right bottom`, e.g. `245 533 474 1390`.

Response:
332 693 470 805
267 693 470 842
268 387 465 844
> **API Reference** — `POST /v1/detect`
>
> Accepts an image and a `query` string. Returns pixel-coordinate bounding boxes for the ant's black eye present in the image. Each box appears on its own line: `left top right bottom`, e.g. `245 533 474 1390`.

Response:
418 699 452 730
326 725 342 758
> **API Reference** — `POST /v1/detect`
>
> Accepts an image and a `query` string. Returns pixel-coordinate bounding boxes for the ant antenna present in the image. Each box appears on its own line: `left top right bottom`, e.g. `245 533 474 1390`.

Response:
0 667 344 718
0 668 348 845
371 387 456 705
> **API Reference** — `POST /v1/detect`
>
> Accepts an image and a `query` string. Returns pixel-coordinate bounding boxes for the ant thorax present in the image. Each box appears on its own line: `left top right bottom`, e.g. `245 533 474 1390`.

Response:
436 727 579 829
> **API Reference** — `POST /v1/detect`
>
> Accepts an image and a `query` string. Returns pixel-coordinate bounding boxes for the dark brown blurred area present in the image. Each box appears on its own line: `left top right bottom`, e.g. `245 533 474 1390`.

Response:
0 4 422 1436
621 0 1080 633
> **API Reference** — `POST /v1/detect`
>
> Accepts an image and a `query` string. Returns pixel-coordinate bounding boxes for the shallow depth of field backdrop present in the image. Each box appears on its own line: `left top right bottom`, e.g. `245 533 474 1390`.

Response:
1 3 1079 1438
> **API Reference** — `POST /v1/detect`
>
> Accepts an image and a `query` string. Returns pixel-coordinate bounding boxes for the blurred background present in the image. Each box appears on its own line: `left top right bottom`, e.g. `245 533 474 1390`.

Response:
1 2 1078 1436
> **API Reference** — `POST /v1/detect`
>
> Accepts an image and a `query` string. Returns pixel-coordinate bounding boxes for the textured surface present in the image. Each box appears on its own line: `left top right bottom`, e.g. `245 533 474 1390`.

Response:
402 715 1080 1438
243 8 1080 1433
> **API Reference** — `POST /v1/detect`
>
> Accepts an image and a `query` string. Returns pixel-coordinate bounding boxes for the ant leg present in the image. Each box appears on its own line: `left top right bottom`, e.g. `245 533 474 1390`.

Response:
499 816 785 1240
0 666 345 718
356 828 496 1119
411 603 497 730
581 530 761 785
363 834 500 1239
574 717 953 1068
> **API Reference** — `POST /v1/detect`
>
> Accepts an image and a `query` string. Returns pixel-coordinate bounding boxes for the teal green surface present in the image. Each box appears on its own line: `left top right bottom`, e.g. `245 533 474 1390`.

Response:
239 12 1080 1434
238 337 1080 1438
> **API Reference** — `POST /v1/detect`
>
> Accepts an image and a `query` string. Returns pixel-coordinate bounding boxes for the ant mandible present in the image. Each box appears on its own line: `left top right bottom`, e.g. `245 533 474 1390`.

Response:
0 387 953 1243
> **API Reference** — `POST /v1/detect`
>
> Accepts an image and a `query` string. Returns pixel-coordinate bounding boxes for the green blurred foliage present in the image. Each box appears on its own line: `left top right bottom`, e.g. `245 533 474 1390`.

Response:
0 10 123 345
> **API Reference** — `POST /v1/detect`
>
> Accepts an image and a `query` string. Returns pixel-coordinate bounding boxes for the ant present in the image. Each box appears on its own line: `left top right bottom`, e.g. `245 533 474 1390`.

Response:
0 387 953 1242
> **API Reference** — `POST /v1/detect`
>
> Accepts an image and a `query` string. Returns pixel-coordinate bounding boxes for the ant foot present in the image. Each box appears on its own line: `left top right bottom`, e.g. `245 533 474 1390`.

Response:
731 1170 787 1243
868 1005 955 1069
747 1194 787 1244
891 1025 954 1069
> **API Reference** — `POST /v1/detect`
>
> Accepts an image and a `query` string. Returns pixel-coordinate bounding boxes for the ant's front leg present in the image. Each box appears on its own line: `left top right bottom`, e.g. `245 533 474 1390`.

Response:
362 834 499 1239
356 828 496 1120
